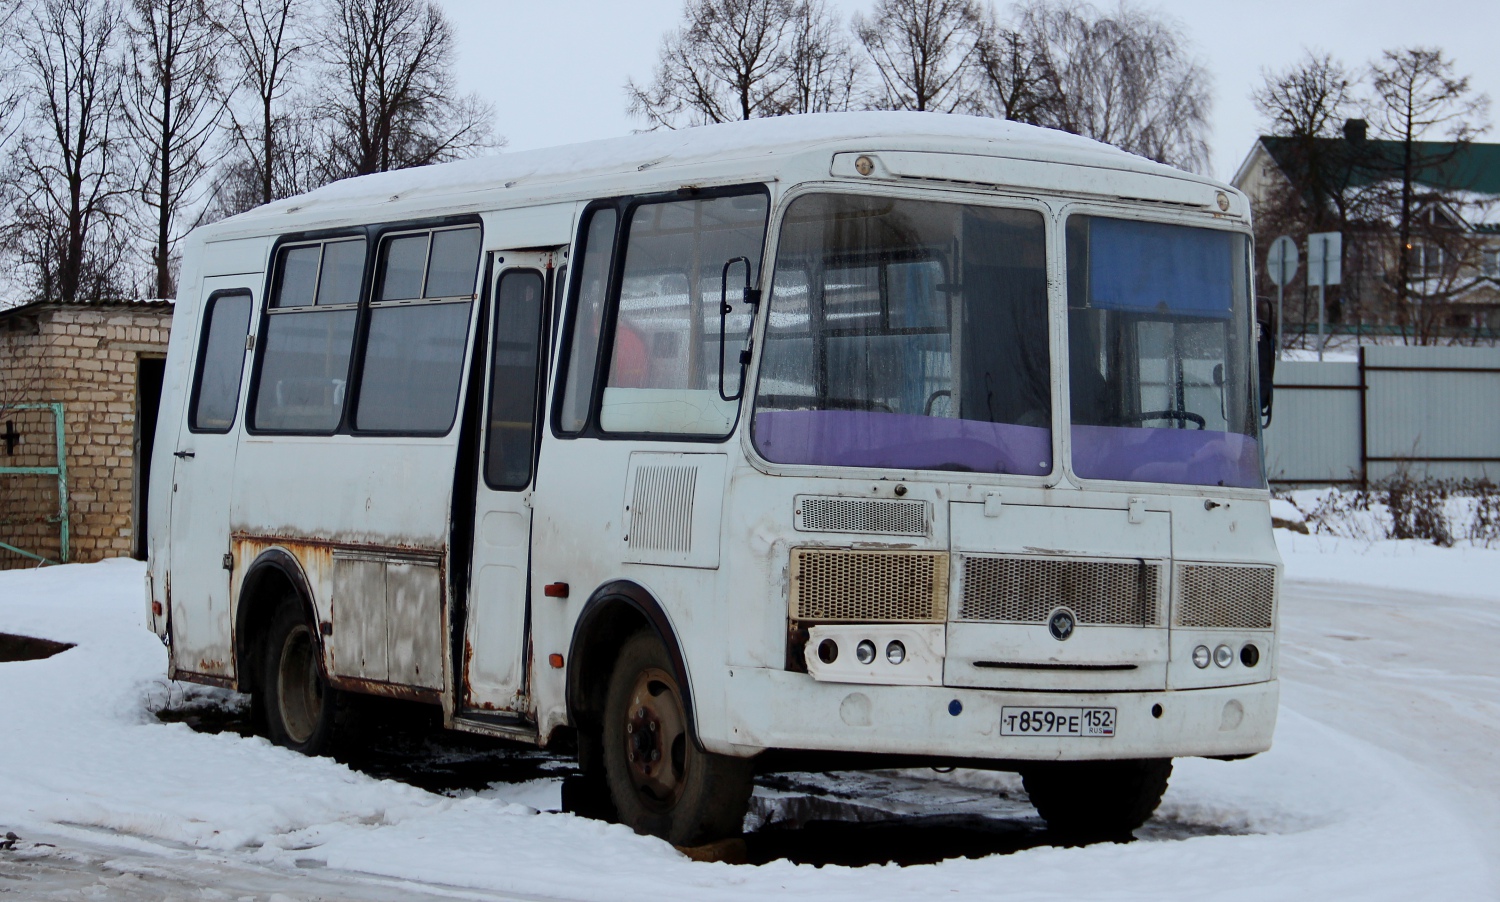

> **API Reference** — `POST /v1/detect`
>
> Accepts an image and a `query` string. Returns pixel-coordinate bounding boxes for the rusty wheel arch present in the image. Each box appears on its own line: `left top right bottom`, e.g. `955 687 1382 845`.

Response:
235 547 320 694
565 580 702 751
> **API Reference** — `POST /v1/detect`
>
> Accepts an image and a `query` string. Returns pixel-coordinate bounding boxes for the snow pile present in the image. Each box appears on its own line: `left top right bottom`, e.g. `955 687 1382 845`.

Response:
1 557 1494 900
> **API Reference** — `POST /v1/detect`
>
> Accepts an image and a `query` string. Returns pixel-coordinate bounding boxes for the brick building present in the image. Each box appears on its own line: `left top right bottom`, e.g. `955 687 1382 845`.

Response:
0 299 173 568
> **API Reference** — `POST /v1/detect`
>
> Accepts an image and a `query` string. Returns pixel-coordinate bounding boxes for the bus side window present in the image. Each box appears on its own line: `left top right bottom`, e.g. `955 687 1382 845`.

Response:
353 226 480 435
598 190 768 436
485 270 546 489
252 237 365 433
557 208 617 434
189 291 253 433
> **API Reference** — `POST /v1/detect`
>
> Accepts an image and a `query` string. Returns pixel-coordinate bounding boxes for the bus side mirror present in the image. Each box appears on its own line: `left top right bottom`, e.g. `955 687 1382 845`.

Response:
718 256 758 402
1257 319 1276 428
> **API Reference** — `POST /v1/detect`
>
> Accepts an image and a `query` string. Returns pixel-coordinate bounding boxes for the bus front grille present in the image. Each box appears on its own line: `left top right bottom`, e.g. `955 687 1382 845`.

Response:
794 496 929 536
958 555 1163 626
790 548 949 622
1173 564 1277 629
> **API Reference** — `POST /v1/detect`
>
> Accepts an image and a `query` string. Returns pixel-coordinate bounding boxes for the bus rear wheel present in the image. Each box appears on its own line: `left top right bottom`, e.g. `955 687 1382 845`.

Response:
1020 758 1173 841
261 601 341 755
601 631 752 846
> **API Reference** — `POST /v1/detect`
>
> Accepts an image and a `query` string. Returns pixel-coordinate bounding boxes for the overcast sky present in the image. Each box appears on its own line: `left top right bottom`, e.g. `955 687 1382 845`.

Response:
436 0 1497 184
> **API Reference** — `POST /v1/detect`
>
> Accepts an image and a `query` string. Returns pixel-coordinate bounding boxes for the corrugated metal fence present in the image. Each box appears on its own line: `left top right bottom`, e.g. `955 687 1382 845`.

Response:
1264 346 1500 485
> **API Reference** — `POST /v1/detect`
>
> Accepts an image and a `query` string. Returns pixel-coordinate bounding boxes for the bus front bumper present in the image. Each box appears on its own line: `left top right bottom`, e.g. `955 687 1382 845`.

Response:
713 667 1278 761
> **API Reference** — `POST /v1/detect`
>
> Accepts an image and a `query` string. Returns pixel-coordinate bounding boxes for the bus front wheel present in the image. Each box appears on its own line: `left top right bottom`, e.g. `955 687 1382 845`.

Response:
261 601 342 756
1020 758 1172 840
601 631 752 845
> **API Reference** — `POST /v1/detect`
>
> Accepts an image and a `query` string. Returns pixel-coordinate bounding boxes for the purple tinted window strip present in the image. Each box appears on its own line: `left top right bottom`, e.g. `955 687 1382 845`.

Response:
1069 425 1263 488
753 409 1052 476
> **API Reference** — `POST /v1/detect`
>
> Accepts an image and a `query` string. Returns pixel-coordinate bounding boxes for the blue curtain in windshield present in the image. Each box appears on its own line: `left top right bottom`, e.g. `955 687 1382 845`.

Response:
1088 218 1233 319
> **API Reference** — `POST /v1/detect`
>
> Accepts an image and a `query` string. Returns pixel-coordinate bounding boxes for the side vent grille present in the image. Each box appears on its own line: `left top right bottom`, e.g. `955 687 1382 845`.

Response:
959 555 1162 626
790 548 948 622
627 465 697 553
1174 564 1276 629
795 496 928 536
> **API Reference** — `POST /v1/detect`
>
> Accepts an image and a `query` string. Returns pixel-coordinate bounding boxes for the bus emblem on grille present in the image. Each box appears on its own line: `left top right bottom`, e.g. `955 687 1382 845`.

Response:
1048 609 1076 641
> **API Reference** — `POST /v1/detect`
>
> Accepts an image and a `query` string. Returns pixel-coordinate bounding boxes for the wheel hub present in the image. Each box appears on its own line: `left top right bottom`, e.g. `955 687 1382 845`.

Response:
621 667 686 809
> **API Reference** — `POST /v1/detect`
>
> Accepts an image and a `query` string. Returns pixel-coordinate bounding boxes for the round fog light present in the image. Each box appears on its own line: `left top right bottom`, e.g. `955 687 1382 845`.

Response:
855 639 877 665
1192 645 1211 668
817 638 838 664
1241 643 1260 667
1214 644 1234 668
886 640 906 664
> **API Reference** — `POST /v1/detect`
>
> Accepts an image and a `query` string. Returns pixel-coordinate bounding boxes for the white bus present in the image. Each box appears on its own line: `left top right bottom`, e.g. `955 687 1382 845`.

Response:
148 112 1280 846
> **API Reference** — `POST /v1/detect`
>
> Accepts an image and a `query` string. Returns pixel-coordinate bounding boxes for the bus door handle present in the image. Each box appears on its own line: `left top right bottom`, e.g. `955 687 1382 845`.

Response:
174 450 196 459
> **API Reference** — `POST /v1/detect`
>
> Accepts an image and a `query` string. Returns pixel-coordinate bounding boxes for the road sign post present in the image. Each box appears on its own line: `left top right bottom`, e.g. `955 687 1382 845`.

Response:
1266 235 1298 360
1307 232 1342 361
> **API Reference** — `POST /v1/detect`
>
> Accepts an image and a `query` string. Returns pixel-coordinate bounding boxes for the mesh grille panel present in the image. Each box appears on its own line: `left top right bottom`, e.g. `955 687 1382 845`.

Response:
790 548 948 622
959 556 1162 626
796 497 927 536
1175 564 1276 629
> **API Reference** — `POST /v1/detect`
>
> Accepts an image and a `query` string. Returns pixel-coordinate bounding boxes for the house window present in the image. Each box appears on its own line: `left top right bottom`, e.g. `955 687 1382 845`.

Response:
1483 248 1500 278
1408 243 1444 280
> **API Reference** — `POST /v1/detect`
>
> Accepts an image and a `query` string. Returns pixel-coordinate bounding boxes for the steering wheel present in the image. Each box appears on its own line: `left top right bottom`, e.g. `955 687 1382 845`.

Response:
1132 409 1207 430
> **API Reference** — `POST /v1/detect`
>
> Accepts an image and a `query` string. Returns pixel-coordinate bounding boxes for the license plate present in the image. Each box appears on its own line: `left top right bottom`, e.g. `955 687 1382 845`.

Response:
1000 706 1116 737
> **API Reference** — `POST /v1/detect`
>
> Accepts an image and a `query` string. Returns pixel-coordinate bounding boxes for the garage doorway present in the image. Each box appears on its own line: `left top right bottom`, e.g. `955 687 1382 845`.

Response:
134 356 166 561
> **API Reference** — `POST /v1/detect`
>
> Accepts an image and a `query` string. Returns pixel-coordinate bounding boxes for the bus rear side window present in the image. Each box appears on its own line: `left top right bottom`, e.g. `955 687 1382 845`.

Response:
190 291 252 432
352 225 479 434
253 237 366 433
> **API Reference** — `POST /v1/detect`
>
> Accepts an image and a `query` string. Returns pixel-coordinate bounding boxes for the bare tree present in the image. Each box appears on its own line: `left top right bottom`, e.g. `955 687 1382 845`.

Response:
1017 0 1212 172
626 0 800 128
317 0 497 180
854 0 985 113
784 0 863 115
1254 50 1356 144
1367 47 1491 340
214 0 309 213
8 0 130 304
974 15 1056 124
123 0 223 299
1248 52 1369 344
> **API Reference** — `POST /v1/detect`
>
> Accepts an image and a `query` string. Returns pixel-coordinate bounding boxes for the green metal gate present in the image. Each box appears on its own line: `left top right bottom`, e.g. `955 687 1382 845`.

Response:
0 402 69 565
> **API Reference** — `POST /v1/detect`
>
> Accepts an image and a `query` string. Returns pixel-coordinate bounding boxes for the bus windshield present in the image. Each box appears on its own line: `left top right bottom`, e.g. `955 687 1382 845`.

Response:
1066 215 1263 488
752 193 1053 476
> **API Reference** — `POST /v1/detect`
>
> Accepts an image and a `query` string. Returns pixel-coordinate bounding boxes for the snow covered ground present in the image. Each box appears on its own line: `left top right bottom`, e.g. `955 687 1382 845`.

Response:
1 536 1497 901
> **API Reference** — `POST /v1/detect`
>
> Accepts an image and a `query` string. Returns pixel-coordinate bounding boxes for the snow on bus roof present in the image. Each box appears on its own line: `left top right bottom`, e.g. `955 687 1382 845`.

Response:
218 112 1216 231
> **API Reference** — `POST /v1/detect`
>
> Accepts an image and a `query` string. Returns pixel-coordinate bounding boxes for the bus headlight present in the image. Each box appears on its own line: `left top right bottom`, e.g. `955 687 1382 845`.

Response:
1192 645 1211 668
1214 644 1234 668
885 640 906 665
855 640 877 665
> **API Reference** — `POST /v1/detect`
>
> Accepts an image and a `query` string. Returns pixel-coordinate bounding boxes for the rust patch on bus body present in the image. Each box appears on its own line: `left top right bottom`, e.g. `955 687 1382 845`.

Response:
231 532 448 702
329 674 443 704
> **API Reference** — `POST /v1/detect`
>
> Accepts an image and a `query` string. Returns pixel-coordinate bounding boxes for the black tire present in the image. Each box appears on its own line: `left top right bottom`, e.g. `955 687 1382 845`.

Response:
1021 758 1173 841
561 728 617 821
261 601 342 755
601 631 752 845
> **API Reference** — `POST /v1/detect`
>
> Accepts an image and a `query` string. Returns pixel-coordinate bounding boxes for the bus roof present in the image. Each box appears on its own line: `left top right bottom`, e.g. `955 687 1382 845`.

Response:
201 112 1231 241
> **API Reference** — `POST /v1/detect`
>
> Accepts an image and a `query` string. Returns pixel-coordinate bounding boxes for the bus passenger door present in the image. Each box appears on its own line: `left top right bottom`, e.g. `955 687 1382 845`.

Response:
168 277 256 681
460 253 553 720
